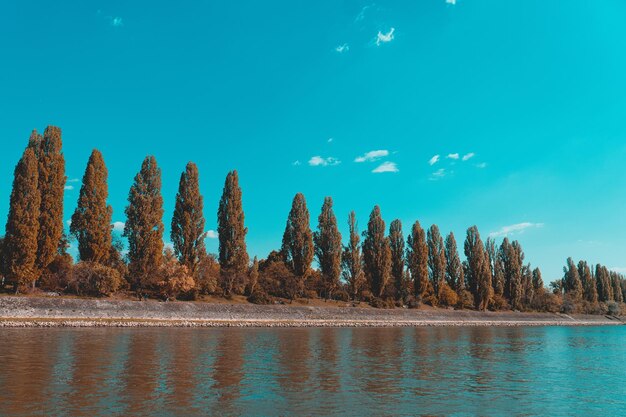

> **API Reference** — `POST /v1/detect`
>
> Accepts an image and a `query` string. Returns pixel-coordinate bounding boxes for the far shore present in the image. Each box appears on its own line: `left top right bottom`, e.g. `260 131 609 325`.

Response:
0 296 622 328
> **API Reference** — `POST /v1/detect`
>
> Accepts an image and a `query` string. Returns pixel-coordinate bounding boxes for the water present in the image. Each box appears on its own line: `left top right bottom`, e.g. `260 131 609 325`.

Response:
0 326 624 416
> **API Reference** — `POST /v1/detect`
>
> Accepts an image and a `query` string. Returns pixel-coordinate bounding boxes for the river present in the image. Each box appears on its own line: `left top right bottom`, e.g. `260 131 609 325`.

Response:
0 326 624 416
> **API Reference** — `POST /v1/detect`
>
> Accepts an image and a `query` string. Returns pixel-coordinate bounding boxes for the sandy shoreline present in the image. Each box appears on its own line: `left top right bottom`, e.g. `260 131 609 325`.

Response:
0 296 622 328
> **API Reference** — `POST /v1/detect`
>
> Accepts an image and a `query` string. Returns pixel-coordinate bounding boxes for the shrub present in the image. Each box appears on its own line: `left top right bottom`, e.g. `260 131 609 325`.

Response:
607 301 621 316
459 290 475 309
405 295 421 309
561 294 582 314
247 290 273 305
370 297 395 309
156 250 196 300
69 262 122 297
195 253 220 294
489 294 510 311
438 283 459 307
40 254 74 292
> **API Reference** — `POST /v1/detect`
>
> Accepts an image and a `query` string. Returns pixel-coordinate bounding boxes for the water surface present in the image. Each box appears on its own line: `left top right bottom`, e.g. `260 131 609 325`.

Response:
0 326 624 416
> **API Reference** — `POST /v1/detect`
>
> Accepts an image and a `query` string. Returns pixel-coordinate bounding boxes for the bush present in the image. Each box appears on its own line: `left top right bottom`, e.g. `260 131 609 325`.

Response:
607 301 621 316
422 293 439 307
532 291 562 313
438 284 459 307
405 295 421 309
247 290 273 305
489 294 510 311
333 287 350 302
195 254 220 294
156 250 196 300
459 290 475 309
40 254 74 292
69 262 122 297
370 297 394 309
561 295 582 314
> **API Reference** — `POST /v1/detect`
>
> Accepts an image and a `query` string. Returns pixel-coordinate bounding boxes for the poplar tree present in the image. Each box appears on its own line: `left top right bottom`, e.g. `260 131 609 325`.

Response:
70 149 113 264
522 263 534 307
362 206 391 298
313 197 342 298
171 162 206 274
611 272 623 303
427 224 446 296
562 257 583 300
464 226 492 310
493 244 506 296
3 147 41 289
595 264 612 302
342 211 364 300
248 256 259 295
124 156 165 289
281 193 314 283
444 232 464 294
501 238 522 309
218 170 249 294
577 260 597 304
532 267 544 293
388 219 405 299
36 126 66 274
407 220 429 299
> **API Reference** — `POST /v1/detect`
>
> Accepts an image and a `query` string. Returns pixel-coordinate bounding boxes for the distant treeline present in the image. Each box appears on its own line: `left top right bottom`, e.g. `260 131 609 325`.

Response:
1 126 624 315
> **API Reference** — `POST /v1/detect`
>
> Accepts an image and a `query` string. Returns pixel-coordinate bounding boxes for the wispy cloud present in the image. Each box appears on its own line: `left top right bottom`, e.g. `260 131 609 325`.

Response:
376 28 395 46
462 152 475 161
355 4 373 22
372 161 399 173
64 185 74 191
447 153 459 160
67 178 80 183
355 150 389 163
66 219 72 227
476 162 487 169
206 230 218 239
327 137 333 143
335 44 349 53
428 155 440 166
446 0 457 5
111 17 123 27
309 156 341 167
292 160 301 166
429 168 446 180
112 221 126 233
489 222 544 238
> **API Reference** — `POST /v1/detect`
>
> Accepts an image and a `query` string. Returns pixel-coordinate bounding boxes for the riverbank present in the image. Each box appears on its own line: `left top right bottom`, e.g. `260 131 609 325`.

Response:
0 296 622 327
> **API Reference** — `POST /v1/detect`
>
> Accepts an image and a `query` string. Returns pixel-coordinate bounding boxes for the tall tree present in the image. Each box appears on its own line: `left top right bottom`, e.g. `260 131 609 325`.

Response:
281 193 314 285
501 238 522 309
3 147 41 289
562 257 583 300
313 197 342 298
342 211 365 300
464 226 492 310
611 272 623 303
407 220 429 299
70 149 113 264
218 170 249 294
444 232 464 294
577 260 597 304
388 219 405 300
171 162 206 274
493 244 506 296
36 126 66 274
532 267 544 293
124 156 165 289
427 224 446 297
595 264 612 302
362 206 391 298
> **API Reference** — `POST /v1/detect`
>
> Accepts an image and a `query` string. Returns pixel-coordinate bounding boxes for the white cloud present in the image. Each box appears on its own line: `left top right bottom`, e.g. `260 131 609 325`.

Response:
111 17 123 27
372 161 398 173
64 185 74 191
112 222 126 233
355 4 373 22
206 230 219 239
66 219 72 227
429 168 446 180
68 178 80 183
376 28 395 46
309 156 340 167
327 137 333 143
355 150 389 163
335 44 349 53
462 152 475 161
476 162 487 169
446 0 457 5
428 155 440 166
489 222 544 238
610 267 626 274
292 160 301 166
447 153 459 160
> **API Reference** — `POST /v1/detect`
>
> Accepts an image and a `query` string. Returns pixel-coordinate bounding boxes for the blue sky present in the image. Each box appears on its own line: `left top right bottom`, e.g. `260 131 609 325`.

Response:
1 0 626 281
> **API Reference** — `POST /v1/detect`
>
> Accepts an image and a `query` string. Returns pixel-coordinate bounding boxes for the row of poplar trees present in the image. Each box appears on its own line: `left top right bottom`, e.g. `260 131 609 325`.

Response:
559 258 626 305
1 127 249 295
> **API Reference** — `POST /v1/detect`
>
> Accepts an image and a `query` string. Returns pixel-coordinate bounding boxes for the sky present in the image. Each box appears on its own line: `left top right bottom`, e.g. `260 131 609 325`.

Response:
1 0 626 282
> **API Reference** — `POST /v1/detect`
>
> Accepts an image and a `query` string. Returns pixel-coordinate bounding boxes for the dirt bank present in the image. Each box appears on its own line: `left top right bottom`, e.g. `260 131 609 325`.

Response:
0 296 622 327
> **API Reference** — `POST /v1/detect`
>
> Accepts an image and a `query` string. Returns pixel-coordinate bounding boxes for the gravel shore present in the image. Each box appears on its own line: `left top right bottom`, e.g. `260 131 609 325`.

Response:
0 296 622 328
